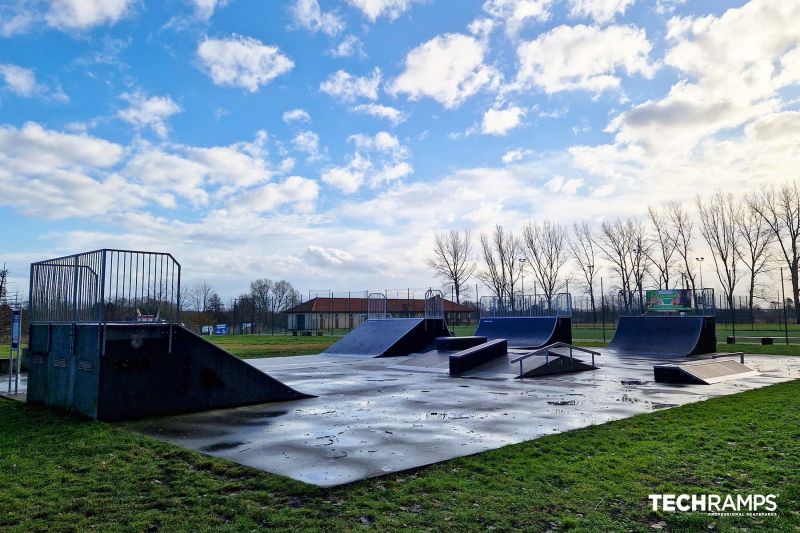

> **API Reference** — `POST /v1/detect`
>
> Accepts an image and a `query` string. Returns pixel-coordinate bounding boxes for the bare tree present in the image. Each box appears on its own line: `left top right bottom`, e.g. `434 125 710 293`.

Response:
597 219 634 310
646 206 678 289
597 218 651 312
426 230 476 304
522 220 569 309
737 195 773 322
569 222 599 323
478 225 522 307
748 182 800 323
696 192 741 323
667 201 697 292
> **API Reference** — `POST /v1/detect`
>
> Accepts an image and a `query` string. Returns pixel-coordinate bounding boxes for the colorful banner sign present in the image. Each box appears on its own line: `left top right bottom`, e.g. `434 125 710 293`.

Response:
646 289 693 312
11 309 20 350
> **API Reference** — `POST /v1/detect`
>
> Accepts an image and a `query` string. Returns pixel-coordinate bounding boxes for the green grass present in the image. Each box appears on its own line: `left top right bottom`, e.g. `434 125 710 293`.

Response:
207 335 337 358
2 379 799 531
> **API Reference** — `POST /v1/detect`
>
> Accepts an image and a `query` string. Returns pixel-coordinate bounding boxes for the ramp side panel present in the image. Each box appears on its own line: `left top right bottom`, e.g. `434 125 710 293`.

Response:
96 325 310 421
449 339 508 375
608 316 716 357
475 317 571 349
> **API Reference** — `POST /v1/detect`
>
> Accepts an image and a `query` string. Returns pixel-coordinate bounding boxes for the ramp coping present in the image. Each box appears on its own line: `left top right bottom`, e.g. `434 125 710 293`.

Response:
510 342 600 377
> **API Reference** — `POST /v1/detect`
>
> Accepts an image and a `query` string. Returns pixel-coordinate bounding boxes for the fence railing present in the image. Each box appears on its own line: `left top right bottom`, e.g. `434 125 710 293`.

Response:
29 249 181 324
479 293 572 318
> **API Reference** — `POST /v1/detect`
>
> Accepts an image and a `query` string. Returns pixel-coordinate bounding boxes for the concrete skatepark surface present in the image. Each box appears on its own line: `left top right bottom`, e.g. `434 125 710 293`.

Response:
119 351 800 487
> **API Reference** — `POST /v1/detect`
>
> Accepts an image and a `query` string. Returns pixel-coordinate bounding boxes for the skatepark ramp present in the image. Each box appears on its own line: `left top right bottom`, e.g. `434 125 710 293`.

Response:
475 317 572 349
653 357 756 385
26 249 311 421
323 318 451 357
607 316 717 357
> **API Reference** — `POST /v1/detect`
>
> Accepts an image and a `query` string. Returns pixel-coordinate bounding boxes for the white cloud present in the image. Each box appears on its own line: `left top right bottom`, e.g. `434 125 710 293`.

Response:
329 34 366 58
0 64 37 97
292 130 322 160
190 0 229 20
483 0 554 35
320 68 381 102
482 106 526 136
351 103 406 125
516 24 656 93
608 1 800 158
0 63 68 102
197 35 294 92
345 0 420 21
569 0 635 24
467 17 495 38
238 176 319 213
389 33 498 109
290 0 345 36
45 0 134 31
545 174 584 195
501 148 533 163
322 131 412 193
305 245 356 267
117 92 182 138
282 109 311 123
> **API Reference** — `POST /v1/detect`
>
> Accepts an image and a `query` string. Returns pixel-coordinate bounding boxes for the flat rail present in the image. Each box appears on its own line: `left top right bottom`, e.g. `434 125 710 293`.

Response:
510 342 601 377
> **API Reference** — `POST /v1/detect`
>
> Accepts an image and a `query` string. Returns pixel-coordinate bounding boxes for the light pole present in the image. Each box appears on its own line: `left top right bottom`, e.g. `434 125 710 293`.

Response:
696 257 705 289
519 257 526 300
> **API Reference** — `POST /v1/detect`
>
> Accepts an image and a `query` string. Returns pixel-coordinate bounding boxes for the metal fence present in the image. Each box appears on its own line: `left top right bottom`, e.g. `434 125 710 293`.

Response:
29 249 181 324
479 293 572 318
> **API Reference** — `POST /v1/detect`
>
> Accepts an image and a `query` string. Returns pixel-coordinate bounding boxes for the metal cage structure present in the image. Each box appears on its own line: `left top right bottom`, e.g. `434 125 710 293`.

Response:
479 293 572 318
29 249 181 324
424 289 444 319
367 292 387 320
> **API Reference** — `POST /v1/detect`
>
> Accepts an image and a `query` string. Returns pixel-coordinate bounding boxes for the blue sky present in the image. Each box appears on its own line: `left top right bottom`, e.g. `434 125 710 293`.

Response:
1 0 799 300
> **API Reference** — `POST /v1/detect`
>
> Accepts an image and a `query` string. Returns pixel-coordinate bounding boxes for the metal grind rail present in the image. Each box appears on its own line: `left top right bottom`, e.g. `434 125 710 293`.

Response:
510 342 601 377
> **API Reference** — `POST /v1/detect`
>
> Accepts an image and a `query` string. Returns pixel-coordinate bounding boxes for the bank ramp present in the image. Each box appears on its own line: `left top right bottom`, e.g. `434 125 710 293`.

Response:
654 358 756 384
607 316 717 357
474 316 572 349
323 318 450 357
27 323 311 421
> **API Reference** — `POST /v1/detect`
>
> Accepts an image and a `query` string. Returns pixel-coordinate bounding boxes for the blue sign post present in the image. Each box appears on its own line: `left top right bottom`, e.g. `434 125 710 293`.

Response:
11 309 20 350
215 324 228 336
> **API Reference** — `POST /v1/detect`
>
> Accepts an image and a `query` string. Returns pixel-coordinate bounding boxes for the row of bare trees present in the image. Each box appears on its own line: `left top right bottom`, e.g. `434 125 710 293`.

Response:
427 182 800 322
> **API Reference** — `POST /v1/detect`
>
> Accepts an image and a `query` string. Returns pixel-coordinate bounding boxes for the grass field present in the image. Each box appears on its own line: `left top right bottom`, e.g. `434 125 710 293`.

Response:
1 378 797 531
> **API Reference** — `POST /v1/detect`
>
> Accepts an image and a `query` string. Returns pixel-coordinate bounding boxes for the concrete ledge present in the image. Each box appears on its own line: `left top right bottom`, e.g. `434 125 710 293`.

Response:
449 339 507 375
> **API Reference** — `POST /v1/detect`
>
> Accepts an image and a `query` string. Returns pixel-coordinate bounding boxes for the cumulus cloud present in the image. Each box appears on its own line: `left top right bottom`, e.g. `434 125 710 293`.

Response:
328 34 366 58
117 92 182 138
282 109 311 123
483 0 554 35
292 130 322 160
389 33 498 109
351 103 406 125
482 106 526 136
569 0 634 24
45 0 134 31
190 0 229 20
345 0 421 21
197 35 294 92
608 1 800 157
290 0 345 35
516 24 656 93
238 175 319 213
0 63 68 102
320 68 381 102
322 131 412 193
501 148 533 163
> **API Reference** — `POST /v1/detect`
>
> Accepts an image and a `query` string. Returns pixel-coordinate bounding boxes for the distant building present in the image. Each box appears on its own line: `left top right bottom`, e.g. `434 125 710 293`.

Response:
285 297 475 331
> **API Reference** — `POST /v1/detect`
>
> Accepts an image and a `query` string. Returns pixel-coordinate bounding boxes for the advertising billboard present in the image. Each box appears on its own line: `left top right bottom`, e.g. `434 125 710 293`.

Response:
646 289 693 312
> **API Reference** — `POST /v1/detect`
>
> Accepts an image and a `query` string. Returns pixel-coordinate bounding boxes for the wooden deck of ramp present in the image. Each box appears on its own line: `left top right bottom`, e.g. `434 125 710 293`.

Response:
654 359 757 385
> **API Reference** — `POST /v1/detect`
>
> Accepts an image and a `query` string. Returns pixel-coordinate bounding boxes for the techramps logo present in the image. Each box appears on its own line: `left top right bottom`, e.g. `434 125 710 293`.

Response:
648 494 778 517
